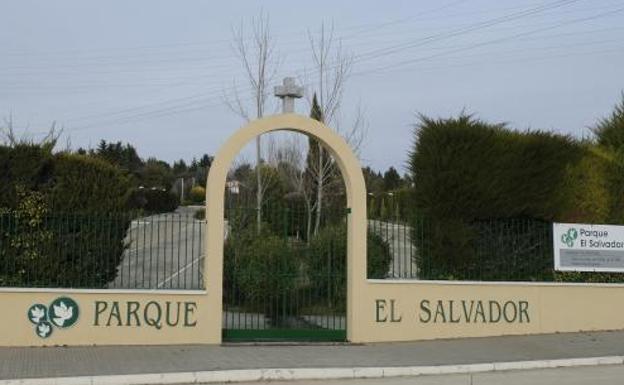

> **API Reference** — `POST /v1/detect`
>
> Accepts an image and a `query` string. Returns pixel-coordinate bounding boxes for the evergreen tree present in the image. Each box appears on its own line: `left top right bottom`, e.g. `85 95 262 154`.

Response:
592 93 624 149
199 154 214 168
94 140 143 174
383 166 402 191
172 159 188 176
362 166 384 194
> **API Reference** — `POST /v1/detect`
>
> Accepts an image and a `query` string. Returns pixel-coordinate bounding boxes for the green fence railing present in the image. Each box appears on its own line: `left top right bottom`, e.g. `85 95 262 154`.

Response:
3 207 623 290
0 210 204 290
370 215 556 281
369 215 624 283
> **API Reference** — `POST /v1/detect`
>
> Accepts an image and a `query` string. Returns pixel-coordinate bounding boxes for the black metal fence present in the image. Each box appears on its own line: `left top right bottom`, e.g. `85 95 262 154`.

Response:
0 210 204 290
370 216 555 281
3 207 622 290
370 215 624 283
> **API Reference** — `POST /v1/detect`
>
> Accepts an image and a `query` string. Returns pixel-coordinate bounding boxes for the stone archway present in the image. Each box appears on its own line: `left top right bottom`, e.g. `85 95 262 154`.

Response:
203 113 367 343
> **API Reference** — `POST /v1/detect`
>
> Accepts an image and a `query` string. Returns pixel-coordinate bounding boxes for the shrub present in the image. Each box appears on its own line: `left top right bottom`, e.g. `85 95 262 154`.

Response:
414 216 553 281
560 145 612 223
189 185 205 204
262 199 309 240
128 188 178 213
193 208 205 220
49 153 131 212
606 148 624 223
0 144 54 208
367 231 393 279
0 187 54 287
223 219 392 317
224 226 300 323
591 93 624 149
306 223 392 309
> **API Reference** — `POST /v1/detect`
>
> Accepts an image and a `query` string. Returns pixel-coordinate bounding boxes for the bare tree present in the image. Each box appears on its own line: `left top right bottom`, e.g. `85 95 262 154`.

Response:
1 114 60 151
270 134 317 240
225 11 280 232
304 23 359 235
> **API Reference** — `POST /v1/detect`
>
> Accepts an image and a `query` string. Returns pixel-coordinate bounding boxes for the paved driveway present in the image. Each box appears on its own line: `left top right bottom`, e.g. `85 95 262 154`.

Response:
368 219 417 278
110 206 205 290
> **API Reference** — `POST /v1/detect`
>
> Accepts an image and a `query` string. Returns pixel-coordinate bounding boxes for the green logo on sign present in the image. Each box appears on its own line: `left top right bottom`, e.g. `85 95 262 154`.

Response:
27 297 79 339
561 228 578 247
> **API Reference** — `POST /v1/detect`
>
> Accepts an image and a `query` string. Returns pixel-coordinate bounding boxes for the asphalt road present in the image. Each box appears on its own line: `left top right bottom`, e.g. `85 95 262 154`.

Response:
194 365 624 385
109 206 205 290
368 219 417 278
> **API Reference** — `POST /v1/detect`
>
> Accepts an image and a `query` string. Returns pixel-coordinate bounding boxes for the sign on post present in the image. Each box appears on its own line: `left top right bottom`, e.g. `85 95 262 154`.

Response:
554 223 624 272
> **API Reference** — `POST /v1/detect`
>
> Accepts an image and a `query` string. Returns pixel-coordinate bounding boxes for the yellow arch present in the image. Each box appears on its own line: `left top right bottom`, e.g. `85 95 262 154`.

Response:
204 113 367 343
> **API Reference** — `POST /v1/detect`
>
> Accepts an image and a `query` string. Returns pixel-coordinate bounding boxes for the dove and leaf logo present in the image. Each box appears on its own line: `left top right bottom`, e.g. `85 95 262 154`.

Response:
27 297 79 339
561 228 578 248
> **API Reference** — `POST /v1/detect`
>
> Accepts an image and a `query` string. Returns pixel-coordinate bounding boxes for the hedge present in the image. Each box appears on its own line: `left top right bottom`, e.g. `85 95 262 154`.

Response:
0 145 132 288
409 114 624 281
49 153 132 212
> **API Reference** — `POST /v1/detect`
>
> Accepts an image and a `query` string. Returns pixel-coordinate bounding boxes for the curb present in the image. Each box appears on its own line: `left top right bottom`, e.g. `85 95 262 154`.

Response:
2 355 623 385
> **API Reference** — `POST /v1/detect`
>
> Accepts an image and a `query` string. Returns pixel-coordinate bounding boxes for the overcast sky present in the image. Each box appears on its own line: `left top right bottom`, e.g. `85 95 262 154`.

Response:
1 0 623 173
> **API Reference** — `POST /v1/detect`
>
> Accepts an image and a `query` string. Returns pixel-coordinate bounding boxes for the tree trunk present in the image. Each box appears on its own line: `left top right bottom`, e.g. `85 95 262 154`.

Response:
256 135 262 233
314 142 324 235
306 200 313 242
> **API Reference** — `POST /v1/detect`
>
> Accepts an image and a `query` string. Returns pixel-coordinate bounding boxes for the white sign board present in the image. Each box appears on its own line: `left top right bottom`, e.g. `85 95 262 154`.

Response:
554 223 624 272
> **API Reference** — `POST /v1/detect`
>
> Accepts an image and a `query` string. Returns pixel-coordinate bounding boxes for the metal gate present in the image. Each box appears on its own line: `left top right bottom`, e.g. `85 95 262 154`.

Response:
222 197 347 342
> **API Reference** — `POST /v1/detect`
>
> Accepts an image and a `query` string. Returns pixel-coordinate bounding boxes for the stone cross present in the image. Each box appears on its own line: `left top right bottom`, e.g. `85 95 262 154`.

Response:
274 77 303 113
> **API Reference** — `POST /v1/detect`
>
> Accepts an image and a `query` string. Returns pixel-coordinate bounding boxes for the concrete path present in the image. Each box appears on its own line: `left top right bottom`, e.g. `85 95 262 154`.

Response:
2 331 624 383
110 206 205 290
368 219 417 278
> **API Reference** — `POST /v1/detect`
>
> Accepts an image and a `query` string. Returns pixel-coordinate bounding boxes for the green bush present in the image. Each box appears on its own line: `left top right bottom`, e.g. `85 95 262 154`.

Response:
49 153 131 212
262 199 309 240
0 187 54 286
367 231 393 279
128 188 178 213
306 223 392 309
591 93 624 150
0 144 54 208
224 226 300 323
414 216 553 281
193 208 205 220
606 148 624 223
189 185 205 204
223 220 392 317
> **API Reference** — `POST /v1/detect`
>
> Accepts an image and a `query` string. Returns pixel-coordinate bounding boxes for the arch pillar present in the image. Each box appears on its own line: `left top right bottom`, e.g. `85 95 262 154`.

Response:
204 113 367 343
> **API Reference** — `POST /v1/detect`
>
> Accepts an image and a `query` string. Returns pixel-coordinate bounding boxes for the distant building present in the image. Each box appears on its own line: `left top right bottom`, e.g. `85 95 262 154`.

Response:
226 180 240 195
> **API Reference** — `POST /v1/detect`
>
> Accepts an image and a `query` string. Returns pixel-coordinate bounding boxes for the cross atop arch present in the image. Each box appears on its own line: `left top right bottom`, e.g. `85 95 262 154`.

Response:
274 77 303 113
